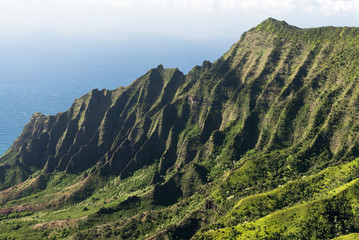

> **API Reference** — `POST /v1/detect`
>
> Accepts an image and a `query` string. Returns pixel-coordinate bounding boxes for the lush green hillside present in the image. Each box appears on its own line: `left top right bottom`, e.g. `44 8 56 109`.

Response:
1 18 359 239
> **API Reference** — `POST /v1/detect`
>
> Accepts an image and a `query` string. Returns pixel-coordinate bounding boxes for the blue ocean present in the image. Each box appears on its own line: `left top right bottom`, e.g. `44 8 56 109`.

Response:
0 37 231 156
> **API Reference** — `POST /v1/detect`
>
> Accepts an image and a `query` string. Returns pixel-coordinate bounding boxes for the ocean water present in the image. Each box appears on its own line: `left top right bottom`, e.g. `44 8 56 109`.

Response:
0 37 233 156
0 70 132 156
0 80 76 155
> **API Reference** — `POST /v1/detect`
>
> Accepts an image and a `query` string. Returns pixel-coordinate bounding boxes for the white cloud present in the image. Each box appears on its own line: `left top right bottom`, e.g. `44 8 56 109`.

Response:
1 0 359 15
0 0 358 40
17 0 356 15
317 0 359 15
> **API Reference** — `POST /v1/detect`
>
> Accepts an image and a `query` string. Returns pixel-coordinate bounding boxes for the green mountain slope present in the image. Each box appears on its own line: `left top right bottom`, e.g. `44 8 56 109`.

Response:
1 18 359 239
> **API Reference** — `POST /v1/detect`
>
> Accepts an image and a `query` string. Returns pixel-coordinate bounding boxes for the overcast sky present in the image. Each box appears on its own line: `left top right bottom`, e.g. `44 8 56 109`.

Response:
1 0 359 40
0 0 359 86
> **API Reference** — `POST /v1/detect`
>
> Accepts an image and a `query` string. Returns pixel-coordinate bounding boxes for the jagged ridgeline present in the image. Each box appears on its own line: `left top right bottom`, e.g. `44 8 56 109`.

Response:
2 18 359 239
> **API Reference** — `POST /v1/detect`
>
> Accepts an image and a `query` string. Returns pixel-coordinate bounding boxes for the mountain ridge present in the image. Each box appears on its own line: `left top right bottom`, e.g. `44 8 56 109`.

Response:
1 18 359 239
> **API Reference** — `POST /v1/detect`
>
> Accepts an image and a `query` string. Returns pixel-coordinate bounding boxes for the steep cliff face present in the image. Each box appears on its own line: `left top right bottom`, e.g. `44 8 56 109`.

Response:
6 19 359 181
2 18 359 239
1 66 186 180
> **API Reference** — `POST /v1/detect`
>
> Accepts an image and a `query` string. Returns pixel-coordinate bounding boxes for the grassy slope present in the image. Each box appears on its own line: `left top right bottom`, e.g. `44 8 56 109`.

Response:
195 157 359 239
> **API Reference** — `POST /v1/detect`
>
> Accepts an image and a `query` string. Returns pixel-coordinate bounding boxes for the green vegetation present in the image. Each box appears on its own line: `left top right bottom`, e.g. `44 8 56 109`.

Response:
2 18 359 239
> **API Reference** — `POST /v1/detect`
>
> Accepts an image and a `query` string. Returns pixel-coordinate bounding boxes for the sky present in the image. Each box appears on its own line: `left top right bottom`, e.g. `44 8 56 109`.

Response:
0 0 359 86
0 0 358 39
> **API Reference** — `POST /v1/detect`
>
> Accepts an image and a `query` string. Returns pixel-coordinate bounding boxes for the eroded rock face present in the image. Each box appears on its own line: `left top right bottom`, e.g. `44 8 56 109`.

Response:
1 67 188 186
2 18 359 198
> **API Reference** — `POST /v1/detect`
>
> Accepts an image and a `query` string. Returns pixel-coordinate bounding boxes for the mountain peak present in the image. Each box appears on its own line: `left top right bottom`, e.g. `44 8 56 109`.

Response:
156 64 164 70
262 17 288 25
255 17 298 32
